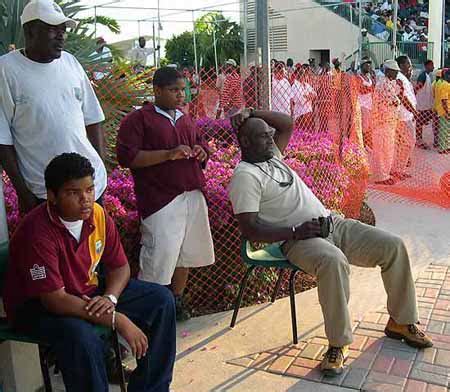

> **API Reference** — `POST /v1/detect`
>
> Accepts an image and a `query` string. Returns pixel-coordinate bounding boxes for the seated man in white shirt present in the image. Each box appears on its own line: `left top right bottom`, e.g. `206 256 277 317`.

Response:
228 109 432 376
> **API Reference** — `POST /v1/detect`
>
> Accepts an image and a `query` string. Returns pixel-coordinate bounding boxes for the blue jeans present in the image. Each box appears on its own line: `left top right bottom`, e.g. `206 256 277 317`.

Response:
15 279 176 392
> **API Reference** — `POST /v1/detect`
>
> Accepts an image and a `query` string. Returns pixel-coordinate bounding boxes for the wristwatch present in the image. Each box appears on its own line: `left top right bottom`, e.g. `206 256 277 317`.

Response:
103 294 118 306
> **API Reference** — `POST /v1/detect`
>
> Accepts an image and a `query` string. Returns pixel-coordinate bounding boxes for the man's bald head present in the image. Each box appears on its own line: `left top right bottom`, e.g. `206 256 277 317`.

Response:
237 117 275 162
237 117 267 144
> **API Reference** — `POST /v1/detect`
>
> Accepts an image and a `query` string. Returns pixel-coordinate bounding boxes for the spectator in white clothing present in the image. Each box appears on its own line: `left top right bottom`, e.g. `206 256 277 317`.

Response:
129 36 158 72
94 37 112 61
0 0 107 214
415 59 438 148
291 66 316 131
394 55 418 181
91 37 112 80
272 62 292 115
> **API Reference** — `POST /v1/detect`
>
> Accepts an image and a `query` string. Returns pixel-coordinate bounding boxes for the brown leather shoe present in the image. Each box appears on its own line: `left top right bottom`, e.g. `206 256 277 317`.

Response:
320 345 349 376
384 317 433 349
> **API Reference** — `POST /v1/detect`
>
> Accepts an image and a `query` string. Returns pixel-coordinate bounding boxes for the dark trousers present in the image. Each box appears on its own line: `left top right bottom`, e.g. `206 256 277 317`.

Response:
15 280 176 392
416 109 439 146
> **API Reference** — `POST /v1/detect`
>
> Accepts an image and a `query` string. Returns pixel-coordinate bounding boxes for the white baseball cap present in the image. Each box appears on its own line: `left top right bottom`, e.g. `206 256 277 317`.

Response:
225 58 237 67
21 0 77 28
383 59 400 71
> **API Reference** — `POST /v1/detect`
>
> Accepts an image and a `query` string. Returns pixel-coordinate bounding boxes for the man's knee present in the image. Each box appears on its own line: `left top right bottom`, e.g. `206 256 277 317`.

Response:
137 282 176 315
380 233 409 269
152 284 176 310
317 250 350 277
380 231 406 252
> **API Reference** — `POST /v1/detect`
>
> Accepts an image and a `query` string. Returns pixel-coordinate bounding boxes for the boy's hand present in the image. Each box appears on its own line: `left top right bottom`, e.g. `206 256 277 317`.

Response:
82 295 115 317
168 145 192 160
116 313 148 360
192 145 208 162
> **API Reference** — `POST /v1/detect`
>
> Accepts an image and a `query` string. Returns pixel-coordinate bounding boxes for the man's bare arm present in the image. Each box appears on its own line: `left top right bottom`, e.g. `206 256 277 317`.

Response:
236 212 322 243
86 123 106 160
0 144 38 213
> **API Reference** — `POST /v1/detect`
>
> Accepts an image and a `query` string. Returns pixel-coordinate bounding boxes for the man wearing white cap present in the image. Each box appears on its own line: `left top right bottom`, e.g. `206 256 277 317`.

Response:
217 58 243 118
0 0 107 214
394 55 418 181
370 59 402 184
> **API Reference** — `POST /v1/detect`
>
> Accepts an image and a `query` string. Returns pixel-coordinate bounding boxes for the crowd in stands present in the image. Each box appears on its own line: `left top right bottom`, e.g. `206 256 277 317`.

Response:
362 0 430 43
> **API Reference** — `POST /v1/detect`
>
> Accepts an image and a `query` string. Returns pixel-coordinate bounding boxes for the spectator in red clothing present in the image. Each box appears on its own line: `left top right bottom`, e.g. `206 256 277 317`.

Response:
358 57 376 149
3 152 176 391
217 58 243 118
117 67 215 321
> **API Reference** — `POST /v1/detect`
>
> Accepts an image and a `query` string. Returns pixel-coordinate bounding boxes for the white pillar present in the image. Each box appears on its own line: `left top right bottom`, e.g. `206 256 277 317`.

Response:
428 0 444 67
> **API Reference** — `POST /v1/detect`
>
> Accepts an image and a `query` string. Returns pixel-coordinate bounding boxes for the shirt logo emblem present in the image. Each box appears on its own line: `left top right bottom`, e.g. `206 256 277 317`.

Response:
30 264 46 280
95 240 103 254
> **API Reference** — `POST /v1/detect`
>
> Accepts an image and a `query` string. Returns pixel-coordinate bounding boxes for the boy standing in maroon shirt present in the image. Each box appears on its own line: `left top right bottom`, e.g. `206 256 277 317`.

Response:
117 67 215 320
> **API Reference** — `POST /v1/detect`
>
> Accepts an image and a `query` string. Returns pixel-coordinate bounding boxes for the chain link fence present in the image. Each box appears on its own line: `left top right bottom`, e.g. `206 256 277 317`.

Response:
3 63 449 316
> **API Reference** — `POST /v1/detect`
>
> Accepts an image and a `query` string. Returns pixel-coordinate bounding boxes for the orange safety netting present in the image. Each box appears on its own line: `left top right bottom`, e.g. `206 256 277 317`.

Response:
90 63 448 315
3 62 449 316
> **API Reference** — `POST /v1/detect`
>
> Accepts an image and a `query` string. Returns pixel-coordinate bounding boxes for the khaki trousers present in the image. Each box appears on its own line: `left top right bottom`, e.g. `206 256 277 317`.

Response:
282 215 418 347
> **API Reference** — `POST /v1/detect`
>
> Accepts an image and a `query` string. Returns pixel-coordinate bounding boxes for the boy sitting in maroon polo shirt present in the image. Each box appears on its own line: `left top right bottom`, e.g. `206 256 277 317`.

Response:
3 153 176 392
117 67 215 321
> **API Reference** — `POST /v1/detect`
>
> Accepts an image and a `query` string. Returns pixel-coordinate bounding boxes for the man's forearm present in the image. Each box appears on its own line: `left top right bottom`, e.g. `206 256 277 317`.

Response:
252 110 292 134
86 123 106 160
41 290 115 327
104 264 130 299
0 145 31 196
240 221 292 243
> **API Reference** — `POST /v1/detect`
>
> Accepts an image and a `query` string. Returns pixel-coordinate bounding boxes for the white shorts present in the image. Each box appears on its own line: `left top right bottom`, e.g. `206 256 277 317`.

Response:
138 190 215 285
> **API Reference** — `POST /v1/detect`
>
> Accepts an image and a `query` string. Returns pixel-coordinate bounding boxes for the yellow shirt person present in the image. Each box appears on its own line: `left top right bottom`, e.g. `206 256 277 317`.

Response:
434 79 449 117
434 75 450 153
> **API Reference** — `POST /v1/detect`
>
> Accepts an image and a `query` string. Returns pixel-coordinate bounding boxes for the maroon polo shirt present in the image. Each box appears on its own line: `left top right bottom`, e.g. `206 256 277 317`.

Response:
117 103 207 219
3 203 128 323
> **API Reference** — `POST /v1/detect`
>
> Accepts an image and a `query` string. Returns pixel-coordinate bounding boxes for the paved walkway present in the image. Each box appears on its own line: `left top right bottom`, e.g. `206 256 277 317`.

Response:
227 263 450 391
